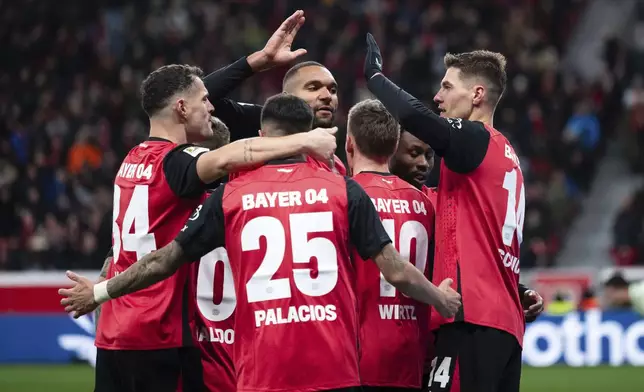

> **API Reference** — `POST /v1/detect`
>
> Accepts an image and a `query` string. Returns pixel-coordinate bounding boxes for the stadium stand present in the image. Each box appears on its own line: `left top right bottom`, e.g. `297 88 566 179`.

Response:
0 0 633 273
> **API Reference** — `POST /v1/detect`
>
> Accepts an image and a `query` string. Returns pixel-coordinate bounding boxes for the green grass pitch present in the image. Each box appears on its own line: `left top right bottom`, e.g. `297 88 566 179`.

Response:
0 365 642 391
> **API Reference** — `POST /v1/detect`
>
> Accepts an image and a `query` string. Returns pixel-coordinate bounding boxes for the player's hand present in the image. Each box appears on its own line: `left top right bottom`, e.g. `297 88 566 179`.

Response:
435 278 462 318
364 33 384 80
249 10 307 72
304 127 338 162
523 289 544 323
58 271 99 319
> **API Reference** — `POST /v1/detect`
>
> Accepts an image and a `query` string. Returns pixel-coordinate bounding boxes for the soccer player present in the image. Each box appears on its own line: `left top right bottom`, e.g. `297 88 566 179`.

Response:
364 34 543 391
60 93 461 392
390 130 437 197
345 99 435 392
200 117 231 150
191 117 237 392
74 62 337 392
201 15 346 174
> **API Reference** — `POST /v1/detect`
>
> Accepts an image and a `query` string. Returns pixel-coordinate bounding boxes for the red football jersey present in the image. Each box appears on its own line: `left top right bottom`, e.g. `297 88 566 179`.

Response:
307 154 347 175
96 140 202 350
421 184 438 374
222 162 359 392
432 125 525 345
422 185 438 206
353 172 434 388
191 247 236 392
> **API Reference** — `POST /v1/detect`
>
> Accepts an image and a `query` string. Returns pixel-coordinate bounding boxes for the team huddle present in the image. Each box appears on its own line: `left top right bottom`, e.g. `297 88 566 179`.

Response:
59 10 544 392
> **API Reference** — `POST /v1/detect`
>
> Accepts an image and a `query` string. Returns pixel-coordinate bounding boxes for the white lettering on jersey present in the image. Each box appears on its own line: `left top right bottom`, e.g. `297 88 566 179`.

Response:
196 326 234 344
183 146 210 157
116 163 153 180
504 144 521 166
241 189 328 211
378 304 417 320
254 304 337 327
369 198 411 214
498 249 520 275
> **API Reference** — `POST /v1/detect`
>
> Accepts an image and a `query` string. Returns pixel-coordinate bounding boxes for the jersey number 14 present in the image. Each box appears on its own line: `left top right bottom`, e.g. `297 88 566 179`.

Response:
501 168 525 246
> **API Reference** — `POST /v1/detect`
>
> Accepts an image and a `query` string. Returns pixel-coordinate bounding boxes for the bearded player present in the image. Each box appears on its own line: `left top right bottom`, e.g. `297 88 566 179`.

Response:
201 11 346 175
364 34 543 392
60 93 462 392
345 99 436 392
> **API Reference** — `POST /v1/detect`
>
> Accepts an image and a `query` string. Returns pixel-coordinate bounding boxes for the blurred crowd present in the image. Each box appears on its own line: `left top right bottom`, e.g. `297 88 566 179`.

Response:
0 0 636 270
611 2 644 267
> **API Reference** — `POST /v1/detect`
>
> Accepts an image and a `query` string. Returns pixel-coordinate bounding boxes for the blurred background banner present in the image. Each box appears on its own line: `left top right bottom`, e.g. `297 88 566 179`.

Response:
523 310 644 367
0 272 98 365
1 271 643 367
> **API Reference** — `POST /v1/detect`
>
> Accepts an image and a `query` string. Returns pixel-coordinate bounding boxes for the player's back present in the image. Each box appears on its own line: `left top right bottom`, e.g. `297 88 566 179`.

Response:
433 124 525 345
96 140 202 350
222 159 359 392
191 245 236 392
353 172 434 388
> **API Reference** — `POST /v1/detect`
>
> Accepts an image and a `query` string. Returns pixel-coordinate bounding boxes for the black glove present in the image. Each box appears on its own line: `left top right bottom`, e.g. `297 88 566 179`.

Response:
364 33 383 80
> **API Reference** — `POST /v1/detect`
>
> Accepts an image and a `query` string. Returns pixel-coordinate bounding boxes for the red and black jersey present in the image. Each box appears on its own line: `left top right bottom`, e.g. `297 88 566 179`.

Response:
432 123 525 345
368 74 526 346
353 171 434 389
176 158 391 392
97 139 213 350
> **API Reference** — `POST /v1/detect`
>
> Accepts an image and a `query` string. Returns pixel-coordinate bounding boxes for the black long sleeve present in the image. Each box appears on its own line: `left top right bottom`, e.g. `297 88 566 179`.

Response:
367 74 490 174
202 57 263 140
203 56 255 98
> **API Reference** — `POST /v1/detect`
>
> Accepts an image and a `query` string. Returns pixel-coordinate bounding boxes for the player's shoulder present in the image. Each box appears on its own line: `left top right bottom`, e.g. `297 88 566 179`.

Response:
167 143 210 158
467 124 520 169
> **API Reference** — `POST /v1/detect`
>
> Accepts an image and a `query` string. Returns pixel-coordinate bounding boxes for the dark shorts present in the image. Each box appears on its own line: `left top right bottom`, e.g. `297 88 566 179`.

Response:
362 387 418 392
95 347 205 392
426 322 522 392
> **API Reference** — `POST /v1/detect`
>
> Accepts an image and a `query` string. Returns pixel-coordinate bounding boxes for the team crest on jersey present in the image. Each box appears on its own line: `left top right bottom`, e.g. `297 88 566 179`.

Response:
183 146 210 157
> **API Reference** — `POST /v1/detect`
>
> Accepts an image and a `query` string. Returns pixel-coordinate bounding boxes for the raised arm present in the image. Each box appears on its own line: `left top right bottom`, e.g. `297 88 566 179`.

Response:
364 33 490 174
203 10 308 140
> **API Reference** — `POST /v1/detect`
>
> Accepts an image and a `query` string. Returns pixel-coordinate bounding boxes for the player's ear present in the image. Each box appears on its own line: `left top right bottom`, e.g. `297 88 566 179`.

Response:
472 85 485 106
258 129 266 137
345 133 354 156
175 98 188 122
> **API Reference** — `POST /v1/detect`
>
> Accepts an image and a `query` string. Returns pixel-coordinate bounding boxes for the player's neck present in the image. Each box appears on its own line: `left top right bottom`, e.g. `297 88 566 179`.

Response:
149 117 188 145
469 108 494 127
351 155 390 175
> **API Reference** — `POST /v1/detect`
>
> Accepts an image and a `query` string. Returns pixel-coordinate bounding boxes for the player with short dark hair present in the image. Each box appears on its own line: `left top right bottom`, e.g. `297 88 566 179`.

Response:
202 21 346 174
390 131 435 192
347 99 401 159
60 93 461 392
346 99 440 392
364 34 543 392
69 15 338 392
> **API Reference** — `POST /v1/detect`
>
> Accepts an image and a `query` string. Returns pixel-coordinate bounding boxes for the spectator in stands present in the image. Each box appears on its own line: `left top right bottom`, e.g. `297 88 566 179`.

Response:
547 292 575 315
603 274 634 310
612 190 644 266
562 99 602 192
578 288 600 311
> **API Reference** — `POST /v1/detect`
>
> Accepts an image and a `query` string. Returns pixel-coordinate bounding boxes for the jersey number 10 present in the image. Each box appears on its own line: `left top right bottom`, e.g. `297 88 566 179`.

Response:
380 219 429 297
